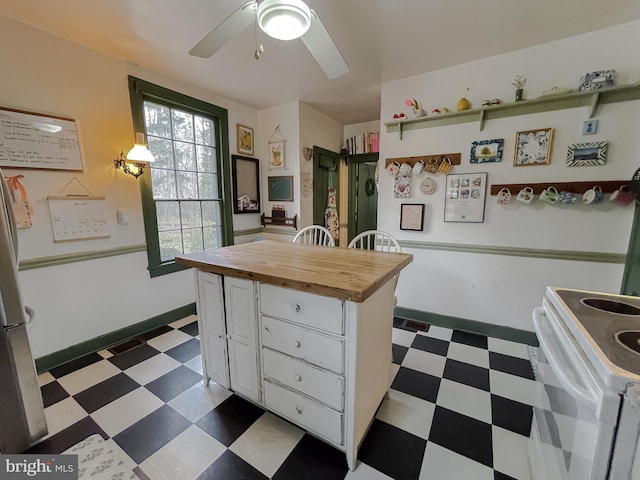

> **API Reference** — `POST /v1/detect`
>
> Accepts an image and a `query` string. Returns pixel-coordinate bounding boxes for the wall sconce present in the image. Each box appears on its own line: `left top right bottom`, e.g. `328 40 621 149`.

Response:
114 133 155 179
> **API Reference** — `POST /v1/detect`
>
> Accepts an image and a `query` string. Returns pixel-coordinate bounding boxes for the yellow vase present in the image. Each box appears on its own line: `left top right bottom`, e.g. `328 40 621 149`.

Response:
457 97 471 111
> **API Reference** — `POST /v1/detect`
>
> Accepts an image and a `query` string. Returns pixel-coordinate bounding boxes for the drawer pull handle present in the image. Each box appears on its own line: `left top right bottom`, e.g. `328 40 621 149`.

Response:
295 406 303 415
292 304 301 313
293 340 301 348
294 374 302 382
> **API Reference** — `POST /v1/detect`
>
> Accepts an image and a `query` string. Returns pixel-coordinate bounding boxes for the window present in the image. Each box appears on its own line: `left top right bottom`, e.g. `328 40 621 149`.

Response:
128 76 233 277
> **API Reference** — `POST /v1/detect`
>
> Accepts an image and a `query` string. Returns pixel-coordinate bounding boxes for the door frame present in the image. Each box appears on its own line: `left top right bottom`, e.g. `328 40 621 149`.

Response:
347 153 379 243
312 146 341 227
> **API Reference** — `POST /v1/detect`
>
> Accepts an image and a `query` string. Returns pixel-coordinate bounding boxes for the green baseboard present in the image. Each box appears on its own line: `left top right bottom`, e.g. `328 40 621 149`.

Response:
35 303 196 373
394 306 538 346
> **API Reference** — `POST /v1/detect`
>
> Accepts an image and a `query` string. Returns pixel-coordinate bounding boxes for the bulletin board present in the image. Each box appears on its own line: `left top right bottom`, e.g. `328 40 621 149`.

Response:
0 107 85 171
47 196 110 242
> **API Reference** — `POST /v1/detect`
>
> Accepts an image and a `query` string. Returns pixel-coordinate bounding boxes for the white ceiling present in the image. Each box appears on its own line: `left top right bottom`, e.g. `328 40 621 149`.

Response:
1 0 639 125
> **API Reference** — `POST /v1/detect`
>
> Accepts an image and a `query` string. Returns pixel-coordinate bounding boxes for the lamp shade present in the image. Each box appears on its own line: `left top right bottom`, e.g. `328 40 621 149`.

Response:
257 0 311 41
126 132 154 163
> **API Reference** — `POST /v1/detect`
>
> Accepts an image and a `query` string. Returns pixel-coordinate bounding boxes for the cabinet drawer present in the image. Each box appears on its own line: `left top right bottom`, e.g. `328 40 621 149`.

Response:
263 348 344 411
261 316 344 374
263 381 343 446
260 284 343 334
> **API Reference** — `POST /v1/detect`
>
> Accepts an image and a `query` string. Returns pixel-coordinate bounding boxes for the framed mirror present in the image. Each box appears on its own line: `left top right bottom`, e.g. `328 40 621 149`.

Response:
232 155 260 214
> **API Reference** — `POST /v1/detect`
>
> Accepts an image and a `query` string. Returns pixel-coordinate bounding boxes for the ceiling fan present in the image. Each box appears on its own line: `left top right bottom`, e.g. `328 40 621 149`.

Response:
189 0 349 79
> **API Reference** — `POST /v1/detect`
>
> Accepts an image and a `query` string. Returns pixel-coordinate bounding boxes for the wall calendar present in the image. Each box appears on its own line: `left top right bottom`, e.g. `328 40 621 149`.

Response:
47 196 110 242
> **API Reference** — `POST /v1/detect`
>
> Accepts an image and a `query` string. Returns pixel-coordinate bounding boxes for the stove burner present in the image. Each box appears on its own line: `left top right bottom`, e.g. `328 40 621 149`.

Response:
616 331 640 354
581 298 640 316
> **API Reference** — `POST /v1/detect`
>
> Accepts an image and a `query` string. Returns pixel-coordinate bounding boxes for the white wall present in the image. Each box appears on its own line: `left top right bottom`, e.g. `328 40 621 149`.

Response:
0 16 260 357
379 21 640 331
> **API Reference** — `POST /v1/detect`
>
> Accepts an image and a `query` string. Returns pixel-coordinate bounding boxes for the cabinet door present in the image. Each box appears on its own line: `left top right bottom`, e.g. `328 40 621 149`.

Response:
225 277 260 402
196 271 230 388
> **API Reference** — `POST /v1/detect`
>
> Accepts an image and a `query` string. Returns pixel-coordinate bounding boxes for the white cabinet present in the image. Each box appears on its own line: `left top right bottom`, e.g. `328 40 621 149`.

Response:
195 271 260 402
224 277 260 403
194 270 395 471
196 271 230 389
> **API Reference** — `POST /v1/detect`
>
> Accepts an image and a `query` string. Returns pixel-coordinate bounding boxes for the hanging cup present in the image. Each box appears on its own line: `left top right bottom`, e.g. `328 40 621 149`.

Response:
582 186 604 204
516 187 534 204
437 157 452 174
412 160 425 176
386 162 401 177
497 188 512 205
425 157 441 174
398 162 412 177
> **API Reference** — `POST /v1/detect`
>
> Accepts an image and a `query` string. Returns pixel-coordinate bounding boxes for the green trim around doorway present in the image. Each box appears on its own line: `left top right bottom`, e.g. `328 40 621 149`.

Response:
35 303 196 373
394 306 539 346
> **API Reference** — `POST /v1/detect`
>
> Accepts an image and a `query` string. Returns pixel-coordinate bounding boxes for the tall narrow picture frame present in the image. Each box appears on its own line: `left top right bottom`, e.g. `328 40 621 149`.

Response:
237 124 254 156
232 155 260 214
269 141 285 169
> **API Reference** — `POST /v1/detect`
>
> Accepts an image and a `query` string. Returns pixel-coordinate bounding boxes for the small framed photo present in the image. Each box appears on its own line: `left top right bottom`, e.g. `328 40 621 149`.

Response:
237 124 254 156
582 119 599 135
267 175 293 201
400 203 425 231
514 128 553 166
269 141 285 169
470 139 504 163
566 142 608 167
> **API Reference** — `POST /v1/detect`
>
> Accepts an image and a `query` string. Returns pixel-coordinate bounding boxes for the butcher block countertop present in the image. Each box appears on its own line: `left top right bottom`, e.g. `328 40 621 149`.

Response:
176 240 412 303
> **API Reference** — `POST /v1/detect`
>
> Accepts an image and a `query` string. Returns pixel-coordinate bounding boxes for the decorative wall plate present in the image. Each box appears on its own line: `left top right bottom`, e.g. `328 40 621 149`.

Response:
419 177 437 195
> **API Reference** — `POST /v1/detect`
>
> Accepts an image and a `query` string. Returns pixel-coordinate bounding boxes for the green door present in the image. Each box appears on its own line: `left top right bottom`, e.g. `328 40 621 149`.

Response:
347 153 379 243
356 163 378 233
312 147 341 234
621 205 640 295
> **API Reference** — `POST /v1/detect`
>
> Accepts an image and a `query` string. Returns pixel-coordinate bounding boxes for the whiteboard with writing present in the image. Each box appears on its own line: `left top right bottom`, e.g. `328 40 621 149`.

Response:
47 196 110 242
0 107 84 171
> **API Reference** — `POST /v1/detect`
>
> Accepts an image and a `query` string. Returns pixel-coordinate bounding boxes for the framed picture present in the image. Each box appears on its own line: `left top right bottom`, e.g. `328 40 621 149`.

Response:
470 139 504 163
444 172 487 223
578 70 615 92
514 128 553 166
237 124 254 156
566 142 608 167
232 155 260 214
582 119 599 136
268 175 293 201
269 141 285 169
400 204 425 231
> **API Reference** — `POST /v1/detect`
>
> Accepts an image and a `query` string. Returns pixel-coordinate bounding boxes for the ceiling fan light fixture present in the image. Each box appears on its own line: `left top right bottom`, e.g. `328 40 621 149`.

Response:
257 0 311 41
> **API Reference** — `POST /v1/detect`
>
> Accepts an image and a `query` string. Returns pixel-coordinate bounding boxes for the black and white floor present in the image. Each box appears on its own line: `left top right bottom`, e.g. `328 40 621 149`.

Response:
30 315 536 480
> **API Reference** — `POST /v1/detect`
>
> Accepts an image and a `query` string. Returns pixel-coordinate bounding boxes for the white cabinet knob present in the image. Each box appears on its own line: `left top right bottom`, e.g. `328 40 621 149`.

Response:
295 406 303 414
294 374 302 382
292 304 301 313
293 340 301 348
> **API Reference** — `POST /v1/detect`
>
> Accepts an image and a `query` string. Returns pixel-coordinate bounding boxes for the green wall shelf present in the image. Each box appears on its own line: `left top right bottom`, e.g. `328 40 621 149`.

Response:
384 83 640 139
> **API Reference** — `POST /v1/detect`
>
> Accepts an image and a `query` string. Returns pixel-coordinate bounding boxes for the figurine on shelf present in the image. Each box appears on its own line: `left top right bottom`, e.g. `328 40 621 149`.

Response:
456 88 471 111
512 75 527 101
406 98 427 117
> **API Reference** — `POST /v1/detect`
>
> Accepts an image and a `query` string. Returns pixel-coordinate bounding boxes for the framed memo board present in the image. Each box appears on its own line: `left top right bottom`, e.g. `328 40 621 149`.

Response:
0 107 85 171
268 176 293 202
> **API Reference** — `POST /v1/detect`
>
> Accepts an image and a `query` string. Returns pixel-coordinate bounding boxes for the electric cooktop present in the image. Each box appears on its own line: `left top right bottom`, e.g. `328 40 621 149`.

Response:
545 286 640 389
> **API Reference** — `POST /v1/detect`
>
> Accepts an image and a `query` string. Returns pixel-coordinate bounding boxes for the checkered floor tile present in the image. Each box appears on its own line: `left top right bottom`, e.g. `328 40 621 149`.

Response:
30 315 537 480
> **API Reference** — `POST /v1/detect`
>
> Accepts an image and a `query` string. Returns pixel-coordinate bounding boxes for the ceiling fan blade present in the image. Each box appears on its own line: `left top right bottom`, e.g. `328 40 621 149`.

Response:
301 11 349 79
189 1 257 58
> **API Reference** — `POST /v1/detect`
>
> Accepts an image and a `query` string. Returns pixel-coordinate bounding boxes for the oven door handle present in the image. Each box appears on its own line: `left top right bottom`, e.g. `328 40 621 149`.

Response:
533 307 599 412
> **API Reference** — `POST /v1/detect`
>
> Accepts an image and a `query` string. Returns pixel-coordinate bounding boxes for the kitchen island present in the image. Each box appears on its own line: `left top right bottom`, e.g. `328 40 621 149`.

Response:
176 240 412 470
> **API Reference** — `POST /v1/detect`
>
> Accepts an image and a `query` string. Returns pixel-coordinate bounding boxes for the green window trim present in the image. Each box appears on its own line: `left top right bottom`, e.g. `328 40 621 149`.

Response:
128 76 234 277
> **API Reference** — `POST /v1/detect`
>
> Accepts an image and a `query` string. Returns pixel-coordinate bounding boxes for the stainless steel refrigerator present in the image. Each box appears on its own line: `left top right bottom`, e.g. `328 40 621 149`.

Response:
0 169 47 453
